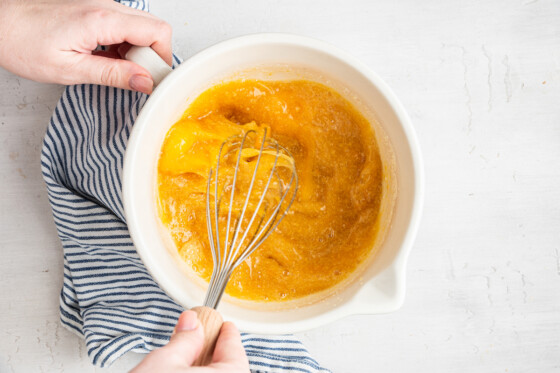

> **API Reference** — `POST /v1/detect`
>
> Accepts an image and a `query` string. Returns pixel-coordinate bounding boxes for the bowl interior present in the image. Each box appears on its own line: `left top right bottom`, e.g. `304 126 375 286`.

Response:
123 34 422 334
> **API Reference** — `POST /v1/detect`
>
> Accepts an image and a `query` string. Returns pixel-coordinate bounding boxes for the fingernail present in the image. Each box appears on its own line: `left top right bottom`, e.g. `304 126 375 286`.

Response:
175 311 200 332
129 74 153 94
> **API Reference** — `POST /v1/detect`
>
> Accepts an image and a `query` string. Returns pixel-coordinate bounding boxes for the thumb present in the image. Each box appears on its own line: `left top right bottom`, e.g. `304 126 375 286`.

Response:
165 310 205 366
73 54 154 94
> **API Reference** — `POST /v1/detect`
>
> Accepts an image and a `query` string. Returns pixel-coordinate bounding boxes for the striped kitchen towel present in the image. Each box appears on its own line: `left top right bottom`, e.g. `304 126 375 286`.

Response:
39 1 330 371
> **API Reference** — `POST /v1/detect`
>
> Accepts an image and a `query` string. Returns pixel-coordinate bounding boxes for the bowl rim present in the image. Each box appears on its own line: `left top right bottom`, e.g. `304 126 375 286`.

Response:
123 32 424 333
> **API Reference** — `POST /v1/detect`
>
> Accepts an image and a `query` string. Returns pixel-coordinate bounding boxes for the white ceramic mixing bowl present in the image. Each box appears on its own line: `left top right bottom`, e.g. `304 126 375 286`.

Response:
122 33 423 334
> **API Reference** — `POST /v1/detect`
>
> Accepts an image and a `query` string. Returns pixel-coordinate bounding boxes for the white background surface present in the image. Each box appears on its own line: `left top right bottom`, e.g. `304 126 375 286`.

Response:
1 0 559 372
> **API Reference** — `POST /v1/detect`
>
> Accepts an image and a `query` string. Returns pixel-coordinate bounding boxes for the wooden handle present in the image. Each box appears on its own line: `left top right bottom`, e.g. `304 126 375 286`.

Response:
191 306 223 366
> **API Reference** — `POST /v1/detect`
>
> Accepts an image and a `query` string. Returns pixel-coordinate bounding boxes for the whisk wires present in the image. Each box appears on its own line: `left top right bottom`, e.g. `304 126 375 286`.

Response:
203 129 298 308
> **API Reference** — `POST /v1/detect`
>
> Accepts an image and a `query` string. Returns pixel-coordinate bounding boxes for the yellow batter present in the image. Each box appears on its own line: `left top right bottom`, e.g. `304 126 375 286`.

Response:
157 79 384 302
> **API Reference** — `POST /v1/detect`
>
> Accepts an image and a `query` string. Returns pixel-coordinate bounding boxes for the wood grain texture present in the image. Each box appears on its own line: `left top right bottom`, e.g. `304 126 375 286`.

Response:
191 306 224 366
0 0 559 372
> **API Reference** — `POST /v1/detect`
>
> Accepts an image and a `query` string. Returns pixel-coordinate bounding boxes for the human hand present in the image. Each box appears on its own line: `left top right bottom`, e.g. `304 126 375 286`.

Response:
0 0 172 94
130 310 250 373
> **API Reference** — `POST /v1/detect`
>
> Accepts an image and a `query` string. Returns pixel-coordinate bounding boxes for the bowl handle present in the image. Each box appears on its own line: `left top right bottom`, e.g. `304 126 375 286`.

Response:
125 46 173 86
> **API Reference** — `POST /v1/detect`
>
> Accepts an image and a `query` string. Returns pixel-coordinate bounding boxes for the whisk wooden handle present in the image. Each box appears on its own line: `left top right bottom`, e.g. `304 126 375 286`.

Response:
191 306 224 366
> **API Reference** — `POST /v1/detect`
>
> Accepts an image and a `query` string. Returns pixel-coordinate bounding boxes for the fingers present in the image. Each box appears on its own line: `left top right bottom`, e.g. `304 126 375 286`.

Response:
90 45 156 93
63 3 172 92
116 14 173 66
108 0 162 22
84 7 173 66
72 53 154 94
129 311 205 373
212 322 250 368
131 314 248 372
165 310 205 366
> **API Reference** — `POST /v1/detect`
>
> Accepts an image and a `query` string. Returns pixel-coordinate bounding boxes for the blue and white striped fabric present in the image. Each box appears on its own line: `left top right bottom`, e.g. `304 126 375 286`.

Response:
39 1 330 371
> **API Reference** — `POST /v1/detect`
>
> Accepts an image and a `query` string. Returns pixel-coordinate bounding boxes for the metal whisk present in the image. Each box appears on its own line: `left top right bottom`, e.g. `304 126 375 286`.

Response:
203 128 298 308
190 128 297 366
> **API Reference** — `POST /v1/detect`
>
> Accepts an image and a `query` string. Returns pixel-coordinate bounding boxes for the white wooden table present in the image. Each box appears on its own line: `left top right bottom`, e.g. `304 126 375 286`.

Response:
1 0 559 371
